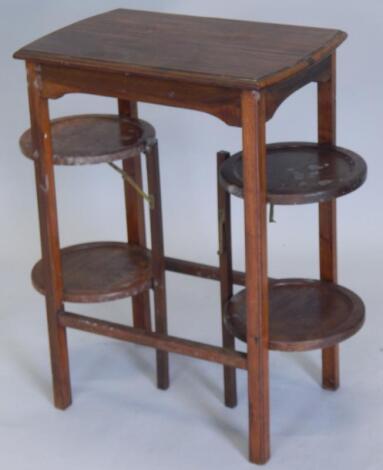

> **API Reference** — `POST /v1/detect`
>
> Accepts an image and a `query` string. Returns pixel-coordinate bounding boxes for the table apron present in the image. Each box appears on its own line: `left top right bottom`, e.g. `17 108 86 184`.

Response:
32 57 332 126
37 63 242 126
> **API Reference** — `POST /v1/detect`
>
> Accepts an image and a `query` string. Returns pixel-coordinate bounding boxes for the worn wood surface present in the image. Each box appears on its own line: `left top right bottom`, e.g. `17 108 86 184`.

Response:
224 279 365 351
14 9 346 90
219 142 367 204
20 114 154 165
14 10 347 127
14 10 356 465
31 242 152 303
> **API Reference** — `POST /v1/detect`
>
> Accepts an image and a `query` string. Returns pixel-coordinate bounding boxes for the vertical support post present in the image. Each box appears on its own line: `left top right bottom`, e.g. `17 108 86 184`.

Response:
241 90 270 464
118 99 151 330
26 62 72 409
318 54 339 390
145 141 169 390
217 151 237 408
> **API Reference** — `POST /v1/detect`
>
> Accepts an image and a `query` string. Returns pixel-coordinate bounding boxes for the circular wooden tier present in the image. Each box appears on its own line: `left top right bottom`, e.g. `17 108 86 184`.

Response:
224 279 365 351
19 114 155 165
219 142 367 204
31 242 152 303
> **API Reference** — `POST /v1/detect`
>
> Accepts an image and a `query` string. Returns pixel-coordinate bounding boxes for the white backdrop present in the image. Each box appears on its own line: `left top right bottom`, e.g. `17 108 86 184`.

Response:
1 1 382 469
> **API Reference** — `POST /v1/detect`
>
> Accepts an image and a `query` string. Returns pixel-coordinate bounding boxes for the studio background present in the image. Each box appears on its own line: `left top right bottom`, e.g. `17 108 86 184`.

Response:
1 1 382 469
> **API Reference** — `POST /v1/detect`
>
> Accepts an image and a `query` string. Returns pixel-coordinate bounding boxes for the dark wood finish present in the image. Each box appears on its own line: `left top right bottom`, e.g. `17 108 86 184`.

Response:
34 64 242 127
164 256 246 286
145 142 169 389
14 10 357 465
318 54 340 390
31 242 152 303
14 9 346 90
19 114 155 165
118 99 152 332
241 91 270 464
217 151 237 408
224 279 365 351
26 62 72 409
23 59 337 128
265 56 332 121
23 63 169 402
59 311 247 370
13 10 347 128
219 142 367 204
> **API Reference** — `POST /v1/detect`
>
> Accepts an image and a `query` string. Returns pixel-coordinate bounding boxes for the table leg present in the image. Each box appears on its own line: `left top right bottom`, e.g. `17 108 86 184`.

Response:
145 141 169 390
118 99 151 331
241 90 270 464
318 53 339 390
27 62 72 409
217 151 237 408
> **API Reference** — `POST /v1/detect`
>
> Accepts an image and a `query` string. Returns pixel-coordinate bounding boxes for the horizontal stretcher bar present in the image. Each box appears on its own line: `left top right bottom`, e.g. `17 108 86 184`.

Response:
164 256 246 285
164 257 276 285
59 311 247 370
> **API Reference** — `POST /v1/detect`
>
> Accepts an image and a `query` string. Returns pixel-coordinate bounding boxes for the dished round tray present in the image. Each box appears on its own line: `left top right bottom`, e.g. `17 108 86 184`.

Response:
31 242 152 303
219 142 367 204
224 278 365 351
19 114 155 165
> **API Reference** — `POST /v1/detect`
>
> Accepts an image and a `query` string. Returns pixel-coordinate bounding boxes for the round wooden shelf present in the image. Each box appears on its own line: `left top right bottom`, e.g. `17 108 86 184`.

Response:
219 142 367 204
19 114 155 165
31 242 152 303
224 278 365 351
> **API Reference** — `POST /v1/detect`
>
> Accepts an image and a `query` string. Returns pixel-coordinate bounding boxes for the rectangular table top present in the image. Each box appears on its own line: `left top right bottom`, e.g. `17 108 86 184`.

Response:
14 9 346 90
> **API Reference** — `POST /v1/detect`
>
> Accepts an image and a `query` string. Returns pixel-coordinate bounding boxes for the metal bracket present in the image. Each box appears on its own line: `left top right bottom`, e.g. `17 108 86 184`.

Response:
107 161 155 209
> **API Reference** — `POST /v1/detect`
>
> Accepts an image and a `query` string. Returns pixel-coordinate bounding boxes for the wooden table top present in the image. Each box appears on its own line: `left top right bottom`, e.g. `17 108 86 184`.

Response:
14 9 346 89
